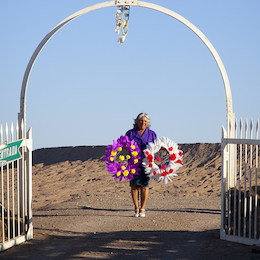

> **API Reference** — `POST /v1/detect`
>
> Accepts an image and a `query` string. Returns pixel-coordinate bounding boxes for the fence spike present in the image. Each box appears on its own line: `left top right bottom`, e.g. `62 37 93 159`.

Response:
16 120 19 140
5 122 8 143
222 125 226 138
256 119 259 139
245 118 248 139
235 118 237 138
21 118 24 139
10 122 14 142
229 118 232 132
250 118 253 139
240 118 243 139
0 124 2 144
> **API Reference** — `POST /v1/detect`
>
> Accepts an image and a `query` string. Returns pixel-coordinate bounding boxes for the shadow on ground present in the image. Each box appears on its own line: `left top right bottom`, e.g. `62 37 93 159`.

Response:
1 229 259 260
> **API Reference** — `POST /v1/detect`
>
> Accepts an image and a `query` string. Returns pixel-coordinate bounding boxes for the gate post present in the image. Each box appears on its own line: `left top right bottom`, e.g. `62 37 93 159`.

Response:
26 127 33 239
220 126 228 239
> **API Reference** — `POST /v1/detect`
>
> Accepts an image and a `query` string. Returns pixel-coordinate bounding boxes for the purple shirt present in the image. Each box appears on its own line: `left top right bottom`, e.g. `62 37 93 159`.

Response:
126 128 157 153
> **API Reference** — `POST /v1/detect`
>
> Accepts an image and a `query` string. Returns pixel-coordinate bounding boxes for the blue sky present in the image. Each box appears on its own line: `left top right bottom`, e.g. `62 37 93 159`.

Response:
1 0 259 150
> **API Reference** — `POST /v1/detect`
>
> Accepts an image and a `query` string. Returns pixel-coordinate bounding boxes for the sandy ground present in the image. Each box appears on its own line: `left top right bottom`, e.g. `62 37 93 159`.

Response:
1 144 260 259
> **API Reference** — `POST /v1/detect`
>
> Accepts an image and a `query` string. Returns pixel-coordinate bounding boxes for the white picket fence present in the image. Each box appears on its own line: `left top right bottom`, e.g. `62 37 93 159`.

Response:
220 118 260 246
0 120 33 251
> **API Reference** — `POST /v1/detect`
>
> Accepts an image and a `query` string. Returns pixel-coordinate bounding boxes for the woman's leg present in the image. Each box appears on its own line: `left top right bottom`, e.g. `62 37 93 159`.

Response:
140 186 149 210
131 185 140 209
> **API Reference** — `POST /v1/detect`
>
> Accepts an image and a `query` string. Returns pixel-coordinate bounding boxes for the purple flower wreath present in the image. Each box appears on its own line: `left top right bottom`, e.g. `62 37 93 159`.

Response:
105 135 141 181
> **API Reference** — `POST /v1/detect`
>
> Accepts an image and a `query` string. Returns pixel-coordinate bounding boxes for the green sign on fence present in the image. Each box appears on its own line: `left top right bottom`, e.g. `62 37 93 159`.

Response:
0 140 23 162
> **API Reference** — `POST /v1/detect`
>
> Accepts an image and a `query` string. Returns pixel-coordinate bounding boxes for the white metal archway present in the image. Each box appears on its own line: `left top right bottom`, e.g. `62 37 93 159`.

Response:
19 0 234 137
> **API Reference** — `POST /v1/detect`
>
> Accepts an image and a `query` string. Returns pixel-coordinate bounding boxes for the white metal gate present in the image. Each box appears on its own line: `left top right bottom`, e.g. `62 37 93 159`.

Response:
0 120 33 251
220 118 260 246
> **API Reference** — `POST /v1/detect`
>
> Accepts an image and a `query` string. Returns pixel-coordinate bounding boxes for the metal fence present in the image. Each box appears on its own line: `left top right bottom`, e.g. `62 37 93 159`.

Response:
0 120 33 251
221 118 260 246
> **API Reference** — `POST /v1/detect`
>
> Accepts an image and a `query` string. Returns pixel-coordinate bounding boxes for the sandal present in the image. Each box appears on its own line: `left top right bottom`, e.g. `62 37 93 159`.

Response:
139 208 145 217
134 209 139 217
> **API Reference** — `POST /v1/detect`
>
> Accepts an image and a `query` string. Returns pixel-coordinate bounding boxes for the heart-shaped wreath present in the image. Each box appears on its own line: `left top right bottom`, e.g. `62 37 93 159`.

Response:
143 137 183 184
105 135 141 181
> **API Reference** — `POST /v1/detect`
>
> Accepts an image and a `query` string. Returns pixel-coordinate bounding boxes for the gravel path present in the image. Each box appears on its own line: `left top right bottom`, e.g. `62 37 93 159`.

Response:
1 194 259 259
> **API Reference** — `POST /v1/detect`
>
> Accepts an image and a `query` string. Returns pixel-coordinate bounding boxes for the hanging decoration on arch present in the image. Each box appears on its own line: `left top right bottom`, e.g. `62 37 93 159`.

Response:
143 137 183 184
115 4 130 44
104 135 141 181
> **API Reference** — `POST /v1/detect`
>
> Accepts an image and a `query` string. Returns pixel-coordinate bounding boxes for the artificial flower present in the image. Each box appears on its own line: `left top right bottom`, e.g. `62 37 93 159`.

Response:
147 154 153 162
176 159 183 165
170 153 176 161
131 151 138 157
104 135 141 182
119 155 125 161
116 20 122 28
123 170 129 176
115 5 130 44
118 35 126 44
111 150 117 156
161 171 167 177
142 137 183 184
122 19 127 26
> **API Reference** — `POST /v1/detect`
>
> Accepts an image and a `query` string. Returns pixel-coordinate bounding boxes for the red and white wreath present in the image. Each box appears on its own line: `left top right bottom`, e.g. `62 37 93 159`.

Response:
143 137 183 184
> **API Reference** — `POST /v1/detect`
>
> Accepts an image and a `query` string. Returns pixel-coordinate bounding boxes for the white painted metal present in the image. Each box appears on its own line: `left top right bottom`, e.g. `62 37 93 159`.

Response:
220 126 228 238
116 0 138 4
16 121 20 237
19 0 234 138
5 123 10 241
221 118 260 246
0 120 33 251
26 127 33 240
11 123 15 240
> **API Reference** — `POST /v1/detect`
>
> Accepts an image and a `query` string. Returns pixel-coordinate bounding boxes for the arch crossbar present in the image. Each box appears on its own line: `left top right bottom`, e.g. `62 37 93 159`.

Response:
19 0 234 137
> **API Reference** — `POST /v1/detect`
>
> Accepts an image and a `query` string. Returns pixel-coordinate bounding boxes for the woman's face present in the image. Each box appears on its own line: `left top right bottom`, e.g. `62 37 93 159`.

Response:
137 116 148 131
